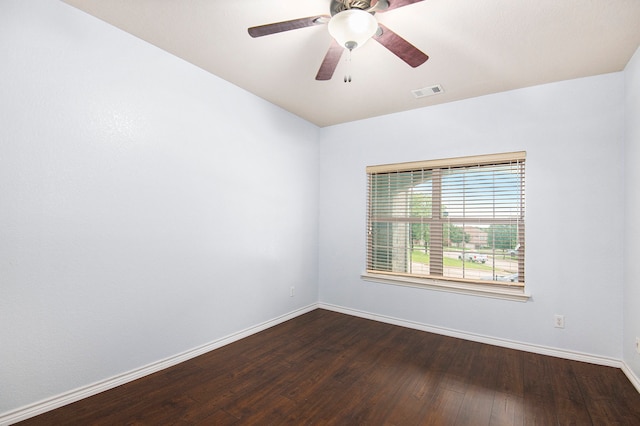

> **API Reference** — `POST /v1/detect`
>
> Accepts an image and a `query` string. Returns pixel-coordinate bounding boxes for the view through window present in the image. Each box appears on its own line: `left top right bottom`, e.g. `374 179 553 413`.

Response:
366 152 525 287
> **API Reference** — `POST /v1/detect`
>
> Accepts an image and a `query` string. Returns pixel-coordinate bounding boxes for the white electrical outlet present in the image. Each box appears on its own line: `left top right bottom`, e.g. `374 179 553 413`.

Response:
554 314 565 328
290 286 295 297
636 337 640 355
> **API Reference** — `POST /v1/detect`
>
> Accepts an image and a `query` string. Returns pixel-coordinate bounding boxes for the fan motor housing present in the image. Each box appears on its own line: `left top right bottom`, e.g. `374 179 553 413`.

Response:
330 0 373 16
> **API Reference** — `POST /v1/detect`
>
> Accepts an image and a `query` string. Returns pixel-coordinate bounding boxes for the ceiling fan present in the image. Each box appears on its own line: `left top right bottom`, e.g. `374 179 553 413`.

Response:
248 0 428 81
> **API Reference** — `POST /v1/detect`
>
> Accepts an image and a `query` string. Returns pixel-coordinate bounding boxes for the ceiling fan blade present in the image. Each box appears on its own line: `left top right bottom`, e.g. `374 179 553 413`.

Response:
373 23 428 68
248 16 329 38
381 0 425 12
315 39 344 81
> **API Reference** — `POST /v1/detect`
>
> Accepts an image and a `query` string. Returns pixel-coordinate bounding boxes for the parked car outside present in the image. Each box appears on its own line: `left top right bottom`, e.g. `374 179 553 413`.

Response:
458 253 488 263
496 273 518 282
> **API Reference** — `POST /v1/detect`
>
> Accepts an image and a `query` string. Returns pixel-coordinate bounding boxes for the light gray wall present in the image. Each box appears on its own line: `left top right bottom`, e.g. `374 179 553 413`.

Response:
318 72 625 358
0 0 319 414
624 47 640 380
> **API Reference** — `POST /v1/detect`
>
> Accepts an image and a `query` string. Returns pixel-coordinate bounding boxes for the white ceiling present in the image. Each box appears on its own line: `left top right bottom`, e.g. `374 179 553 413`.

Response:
62 0 640 127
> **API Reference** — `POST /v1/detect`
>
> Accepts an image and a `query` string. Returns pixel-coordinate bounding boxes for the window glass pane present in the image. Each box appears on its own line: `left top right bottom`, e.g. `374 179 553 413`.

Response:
370 222 393 272
406 223 519 282
441 223 520 282
441 164 522 219
410 223 430 275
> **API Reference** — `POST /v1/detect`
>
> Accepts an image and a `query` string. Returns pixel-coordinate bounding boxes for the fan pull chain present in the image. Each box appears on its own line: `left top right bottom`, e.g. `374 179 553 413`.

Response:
344 48 352 83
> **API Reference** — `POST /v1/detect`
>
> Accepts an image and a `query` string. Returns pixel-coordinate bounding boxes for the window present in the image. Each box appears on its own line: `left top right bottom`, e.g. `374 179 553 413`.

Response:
363 152 527 301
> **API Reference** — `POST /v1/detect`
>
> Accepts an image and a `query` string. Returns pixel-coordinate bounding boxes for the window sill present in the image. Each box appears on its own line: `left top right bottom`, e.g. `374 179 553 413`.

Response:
361 272 531 302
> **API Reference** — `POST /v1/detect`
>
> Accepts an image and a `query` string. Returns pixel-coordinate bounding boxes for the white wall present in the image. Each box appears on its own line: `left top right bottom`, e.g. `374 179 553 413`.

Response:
0 0 319 414
318 72 625 359
624 47 640 380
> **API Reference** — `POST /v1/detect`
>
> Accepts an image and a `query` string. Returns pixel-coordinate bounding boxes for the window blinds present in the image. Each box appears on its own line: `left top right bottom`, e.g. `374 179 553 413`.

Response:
366 152 525 285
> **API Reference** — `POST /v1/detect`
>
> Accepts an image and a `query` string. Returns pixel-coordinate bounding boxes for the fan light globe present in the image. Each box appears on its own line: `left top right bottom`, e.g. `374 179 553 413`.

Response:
328 9 378 51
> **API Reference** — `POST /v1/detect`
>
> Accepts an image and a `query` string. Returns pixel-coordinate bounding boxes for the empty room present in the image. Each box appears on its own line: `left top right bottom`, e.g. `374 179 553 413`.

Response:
2 0 640 424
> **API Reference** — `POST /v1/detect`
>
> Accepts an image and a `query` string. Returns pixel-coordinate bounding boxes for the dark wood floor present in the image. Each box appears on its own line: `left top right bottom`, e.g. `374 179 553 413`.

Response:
19 309 640 425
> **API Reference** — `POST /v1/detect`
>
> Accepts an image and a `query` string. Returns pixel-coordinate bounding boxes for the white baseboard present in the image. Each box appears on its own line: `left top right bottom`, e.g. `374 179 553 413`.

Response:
0 303 318 426
318 302 625 369
622 362 640 394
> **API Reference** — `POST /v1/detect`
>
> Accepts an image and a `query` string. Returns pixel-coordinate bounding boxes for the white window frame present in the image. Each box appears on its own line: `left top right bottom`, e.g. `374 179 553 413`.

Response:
362 152 530 302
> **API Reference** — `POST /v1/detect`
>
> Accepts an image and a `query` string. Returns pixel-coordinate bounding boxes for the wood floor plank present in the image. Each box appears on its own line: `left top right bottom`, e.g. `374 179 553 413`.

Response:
383 339 455 425
191 408 239 426
439 339 479 394
455 384 495 425
420 387 465 425
547 356 585 403
522 352 556 402
17 309 640 425
554 396 594 425
493 347 524 397
490 391 524 426
521 392 558 425
452 340 503 424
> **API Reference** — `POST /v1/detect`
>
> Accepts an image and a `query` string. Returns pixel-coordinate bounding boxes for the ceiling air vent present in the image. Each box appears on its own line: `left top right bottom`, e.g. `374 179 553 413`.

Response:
411 84 444 99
